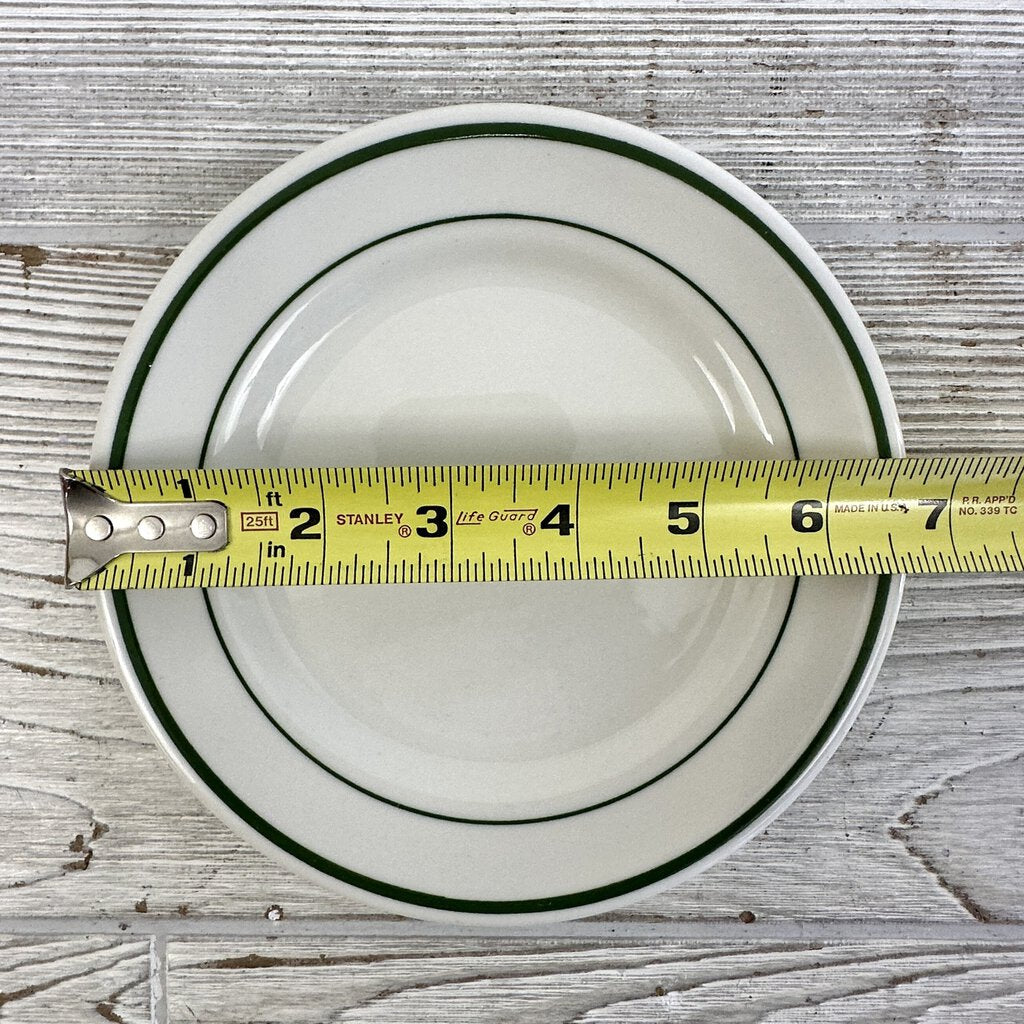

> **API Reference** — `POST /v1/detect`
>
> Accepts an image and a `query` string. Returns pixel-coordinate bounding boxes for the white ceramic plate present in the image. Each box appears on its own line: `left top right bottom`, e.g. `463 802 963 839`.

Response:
94 104 903 923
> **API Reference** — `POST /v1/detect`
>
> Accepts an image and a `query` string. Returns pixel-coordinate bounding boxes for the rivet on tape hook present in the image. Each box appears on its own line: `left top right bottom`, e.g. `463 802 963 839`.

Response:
60 470 228 588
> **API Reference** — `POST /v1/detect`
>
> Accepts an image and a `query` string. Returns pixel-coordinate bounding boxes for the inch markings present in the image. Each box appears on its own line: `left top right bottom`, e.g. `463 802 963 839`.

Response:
63 457 1024 589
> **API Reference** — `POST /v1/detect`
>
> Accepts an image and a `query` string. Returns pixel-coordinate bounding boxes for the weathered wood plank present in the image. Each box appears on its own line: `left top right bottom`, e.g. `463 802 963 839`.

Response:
160 937 1024 1023
1 2 1023 227
0 936 149 1024
829 241 1024 454
0 241 1021 922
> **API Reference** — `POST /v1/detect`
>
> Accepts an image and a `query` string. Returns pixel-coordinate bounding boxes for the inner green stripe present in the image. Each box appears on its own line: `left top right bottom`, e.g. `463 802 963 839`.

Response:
203 581 800 825
198 212 800 468
198 210 800 825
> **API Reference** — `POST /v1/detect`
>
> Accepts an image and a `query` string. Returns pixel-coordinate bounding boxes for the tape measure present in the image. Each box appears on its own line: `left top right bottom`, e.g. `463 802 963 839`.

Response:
61 456 1024 590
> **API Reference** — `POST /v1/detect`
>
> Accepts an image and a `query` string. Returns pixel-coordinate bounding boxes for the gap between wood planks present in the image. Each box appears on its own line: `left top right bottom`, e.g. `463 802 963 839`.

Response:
1 918 1024 941
3 223 1024 247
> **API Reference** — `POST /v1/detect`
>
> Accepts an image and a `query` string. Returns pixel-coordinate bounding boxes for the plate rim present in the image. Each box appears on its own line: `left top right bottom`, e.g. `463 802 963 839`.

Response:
93 103 905 923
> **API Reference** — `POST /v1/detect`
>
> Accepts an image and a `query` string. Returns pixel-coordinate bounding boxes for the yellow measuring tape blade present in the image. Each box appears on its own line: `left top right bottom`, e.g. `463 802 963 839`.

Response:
62 456 1024 589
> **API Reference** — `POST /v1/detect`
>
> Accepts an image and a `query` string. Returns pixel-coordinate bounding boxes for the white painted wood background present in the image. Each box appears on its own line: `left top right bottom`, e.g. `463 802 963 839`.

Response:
1 2 1023 1020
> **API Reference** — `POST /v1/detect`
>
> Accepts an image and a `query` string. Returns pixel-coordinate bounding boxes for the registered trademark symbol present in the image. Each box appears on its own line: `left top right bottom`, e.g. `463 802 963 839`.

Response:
522 522 536 535
398 524 412 538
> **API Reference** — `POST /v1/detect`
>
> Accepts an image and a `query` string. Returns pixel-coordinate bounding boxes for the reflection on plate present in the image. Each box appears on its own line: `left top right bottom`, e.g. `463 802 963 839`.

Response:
95 104 902 923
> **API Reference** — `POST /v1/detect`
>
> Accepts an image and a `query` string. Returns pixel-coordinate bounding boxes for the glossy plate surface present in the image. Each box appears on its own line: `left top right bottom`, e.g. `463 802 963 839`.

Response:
94 104 903 922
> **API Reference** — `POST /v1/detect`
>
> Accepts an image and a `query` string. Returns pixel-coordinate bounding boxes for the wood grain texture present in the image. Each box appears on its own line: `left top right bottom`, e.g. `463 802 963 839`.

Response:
2 2 1024 228
0 936 149 1024
0 241 1022 926
153 937 1024 1023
